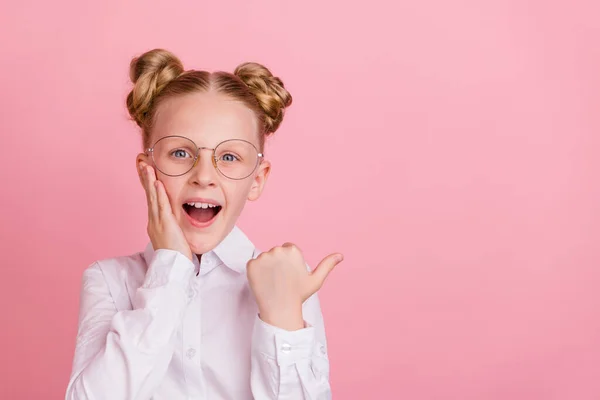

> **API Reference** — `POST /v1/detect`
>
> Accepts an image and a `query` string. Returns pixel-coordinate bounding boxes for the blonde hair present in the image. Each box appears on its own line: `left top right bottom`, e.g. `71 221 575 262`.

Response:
126 48 292 150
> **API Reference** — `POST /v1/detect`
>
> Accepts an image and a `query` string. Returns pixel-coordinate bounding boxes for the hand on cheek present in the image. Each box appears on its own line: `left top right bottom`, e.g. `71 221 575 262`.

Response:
139 162 193 261
246 243 343 331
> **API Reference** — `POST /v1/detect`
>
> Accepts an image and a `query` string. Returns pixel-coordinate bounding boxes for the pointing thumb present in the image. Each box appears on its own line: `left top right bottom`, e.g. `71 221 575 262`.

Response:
311 253 343 289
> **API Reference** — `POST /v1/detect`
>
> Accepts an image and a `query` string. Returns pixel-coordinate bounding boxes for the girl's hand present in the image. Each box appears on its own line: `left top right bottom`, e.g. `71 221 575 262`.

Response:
246 243 343 330
138 162 193 261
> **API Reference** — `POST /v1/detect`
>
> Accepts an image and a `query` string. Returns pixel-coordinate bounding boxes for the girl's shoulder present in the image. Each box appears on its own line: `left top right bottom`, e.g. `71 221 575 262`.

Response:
93 249 147 278
82 248 148 311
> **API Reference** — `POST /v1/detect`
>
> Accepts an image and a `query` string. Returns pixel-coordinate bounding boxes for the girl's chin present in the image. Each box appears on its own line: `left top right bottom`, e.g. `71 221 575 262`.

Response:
179 211 235 255
183 227 226 255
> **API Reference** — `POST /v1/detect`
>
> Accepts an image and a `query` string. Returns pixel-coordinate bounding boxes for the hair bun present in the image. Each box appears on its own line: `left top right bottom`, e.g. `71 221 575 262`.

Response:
126 49 184 128
234 62 292 134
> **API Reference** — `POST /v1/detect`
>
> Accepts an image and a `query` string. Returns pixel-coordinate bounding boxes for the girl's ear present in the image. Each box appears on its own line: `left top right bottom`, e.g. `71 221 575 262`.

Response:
135 153 152 186
247 160 271 201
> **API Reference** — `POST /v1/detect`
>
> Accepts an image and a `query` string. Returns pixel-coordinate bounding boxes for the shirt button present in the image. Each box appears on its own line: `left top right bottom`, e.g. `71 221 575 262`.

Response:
186 348 196 359
281 343 292 353
320 345 327 355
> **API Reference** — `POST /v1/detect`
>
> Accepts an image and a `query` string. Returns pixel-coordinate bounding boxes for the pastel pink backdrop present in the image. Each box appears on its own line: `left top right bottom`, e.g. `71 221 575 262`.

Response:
1 1 599 399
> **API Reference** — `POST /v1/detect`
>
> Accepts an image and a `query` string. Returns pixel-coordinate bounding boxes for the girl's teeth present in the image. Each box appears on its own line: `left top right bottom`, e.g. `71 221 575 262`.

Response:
186 202 217 208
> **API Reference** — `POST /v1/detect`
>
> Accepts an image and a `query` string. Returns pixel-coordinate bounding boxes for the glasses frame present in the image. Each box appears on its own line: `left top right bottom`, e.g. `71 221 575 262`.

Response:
146 135 264 180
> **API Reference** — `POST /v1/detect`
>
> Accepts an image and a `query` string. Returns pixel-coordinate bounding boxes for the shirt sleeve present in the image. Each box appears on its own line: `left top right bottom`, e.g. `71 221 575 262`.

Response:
65 250 195 400
250 292 331 400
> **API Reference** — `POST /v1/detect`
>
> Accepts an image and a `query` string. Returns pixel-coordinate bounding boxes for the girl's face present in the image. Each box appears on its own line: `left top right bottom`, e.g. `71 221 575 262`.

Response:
136 91 270 255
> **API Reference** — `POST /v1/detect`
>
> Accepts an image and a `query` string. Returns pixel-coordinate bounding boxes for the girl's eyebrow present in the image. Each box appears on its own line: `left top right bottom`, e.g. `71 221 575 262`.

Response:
153 134 259 148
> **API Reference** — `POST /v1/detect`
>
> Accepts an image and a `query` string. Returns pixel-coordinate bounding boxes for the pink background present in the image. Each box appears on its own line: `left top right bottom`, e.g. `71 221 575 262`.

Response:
1 1 599 399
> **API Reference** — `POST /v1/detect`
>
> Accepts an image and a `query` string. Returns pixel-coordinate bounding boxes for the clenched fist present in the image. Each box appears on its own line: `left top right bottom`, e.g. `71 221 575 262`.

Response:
247 243 343 331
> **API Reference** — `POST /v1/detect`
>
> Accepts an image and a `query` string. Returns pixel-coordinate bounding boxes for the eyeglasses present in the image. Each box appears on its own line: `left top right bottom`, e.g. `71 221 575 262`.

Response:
146 135 264 180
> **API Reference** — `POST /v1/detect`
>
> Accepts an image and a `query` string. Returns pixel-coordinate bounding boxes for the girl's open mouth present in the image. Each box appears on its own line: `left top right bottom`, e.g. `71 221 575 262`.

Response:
183 202 222 224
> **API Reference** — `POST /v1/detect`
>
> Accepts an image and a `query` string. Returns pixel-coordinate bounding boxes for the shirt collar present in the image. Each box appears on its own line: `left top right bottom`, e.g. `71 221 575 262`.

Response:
142 225 256 274
211 225 256 273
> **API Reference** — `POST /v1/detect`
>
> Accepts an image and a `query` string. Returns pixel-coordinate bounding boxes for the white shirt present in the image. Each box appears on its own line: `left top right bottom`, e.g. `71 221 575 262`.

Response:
66 226 331 400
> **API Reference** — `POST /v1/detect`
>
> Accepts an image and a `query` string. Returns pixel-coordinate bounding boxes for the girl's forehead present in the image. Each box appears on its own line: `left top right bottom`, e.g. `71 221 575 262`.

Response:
152 93 259 145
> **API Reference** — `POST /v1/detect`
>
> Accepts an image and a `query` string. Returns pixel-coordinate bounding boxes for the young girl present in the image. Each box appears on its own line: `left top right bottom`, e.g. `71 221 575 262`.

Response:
65 49 342 400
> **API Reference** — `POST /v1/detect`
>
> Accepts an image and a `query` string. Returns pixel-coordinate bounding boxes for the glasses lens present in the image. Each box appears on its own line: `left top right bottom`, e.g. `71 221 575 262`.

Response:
214 140 260 179
152 136 197 176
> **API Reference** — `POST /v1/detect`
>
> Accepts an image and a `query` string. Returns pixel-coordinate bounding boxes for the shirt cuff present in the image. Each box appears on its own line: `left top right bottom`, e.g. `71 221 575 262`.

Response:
252 314 316 367
142 249 195 290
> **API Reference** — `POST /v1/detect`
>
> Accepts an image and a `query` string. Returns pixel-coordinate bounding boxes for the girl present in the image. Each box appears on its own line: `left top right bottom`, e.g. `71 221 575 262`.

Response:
65 49 342 400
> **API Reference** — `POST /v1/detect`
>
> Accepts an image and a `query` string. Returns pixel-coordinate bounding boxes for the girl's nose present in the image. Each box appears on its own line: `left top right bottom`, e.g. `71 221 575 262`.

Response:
189 148 218 186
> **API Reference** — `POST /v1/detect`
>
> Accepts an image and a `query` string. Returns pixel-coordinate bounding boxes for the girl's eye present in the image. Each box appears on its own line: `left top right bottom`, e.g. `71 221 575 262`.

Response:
221 153 239 162
171 149 190 158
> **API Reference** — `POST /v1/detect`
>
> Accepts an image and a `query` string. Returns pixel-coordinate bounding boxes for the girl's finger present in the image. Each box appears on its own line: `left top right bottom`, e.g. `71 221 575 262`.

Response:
154 179 173 221
310 253 343 292
145 165 159 221
139 163 152 210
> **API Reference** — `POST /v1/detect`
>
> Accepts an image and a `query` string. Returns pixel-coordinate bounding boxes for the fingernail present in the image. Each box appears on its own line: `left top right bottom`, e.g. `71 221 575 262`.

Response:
336 254 344 262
